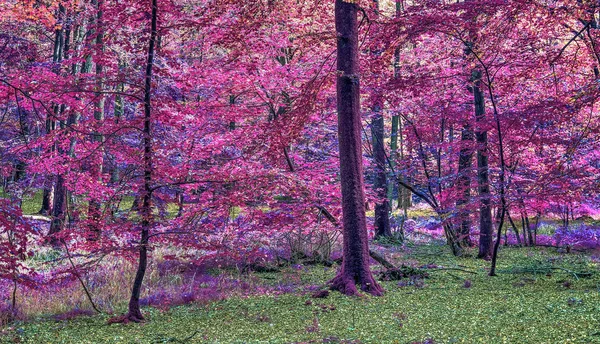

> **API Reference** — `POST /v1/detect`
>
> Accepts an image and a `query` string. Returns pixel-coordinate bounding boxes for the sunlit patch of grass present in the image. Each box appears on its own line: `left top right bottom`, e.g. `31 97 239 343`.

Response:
118 195 135 211
405 207 436 219
21 190 43 215
7 244 600 343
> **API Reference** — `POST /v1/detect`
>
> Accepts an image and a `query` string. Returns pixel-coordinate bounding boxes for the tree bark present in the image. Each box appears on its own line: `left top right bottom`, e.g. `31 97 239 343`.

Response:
47 175 66 246
48 9 87 242
372 108 392 239
473 70 493 259
88 0 106 240
329 0 383 297
126 0 157 322
370 0 391 239
456 124 474 246
387 115 399 207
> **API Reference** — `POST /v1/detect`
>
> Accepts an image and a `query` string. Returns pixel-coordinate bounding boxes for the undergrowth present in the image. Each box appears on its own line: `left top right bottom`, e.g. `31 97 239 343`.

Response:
2 245 600 343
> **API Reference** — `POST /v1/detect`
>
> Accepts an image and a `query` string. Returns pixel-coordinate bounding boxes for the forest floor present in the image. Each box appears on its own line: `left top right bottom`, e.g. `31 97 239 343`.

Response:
3 244 600 343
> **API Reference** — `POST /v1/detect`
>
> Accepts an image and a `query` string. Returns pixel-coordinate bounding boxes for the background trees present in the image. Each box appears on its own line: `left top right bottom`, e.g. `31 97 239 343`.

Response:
1 0 600 321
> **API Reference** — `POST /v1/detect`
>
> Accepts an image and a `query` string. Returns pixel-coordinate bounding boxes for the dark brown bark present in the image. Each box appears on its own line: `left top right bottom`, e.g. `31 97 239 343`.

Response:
473 70 493 259
47 175 67 246
40 157 54 215
488 67 508 276
41 6 67 218
88 0 105 240
524 212 533 246
329 0 383 297
456 124 474 246
371 0 390 240
48 9 86 243
372 109 391 239
125 0 157 322
520 213 528 246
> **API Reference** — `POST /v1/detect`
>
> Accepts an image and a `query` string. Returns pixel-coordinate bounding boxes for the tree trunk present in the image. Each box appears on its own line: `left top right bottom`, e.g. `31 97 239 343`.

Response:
47 175 67 246
370 0 391 239
398 117 411 210
372 108 391 239
49 9 87 242
40 150 54 215
456 124 474 246
41 5 68 217
507 211 522 246
387 115 399 207
520 213 528 246
88 0 105 240
329 0 383 297
473 70 493 259
125 0 157 322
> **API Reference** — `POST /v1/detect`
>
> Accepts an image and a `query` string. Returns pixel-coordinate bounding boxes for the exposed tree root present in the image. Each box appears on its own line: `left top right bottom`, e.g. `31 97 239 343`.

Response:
329 272 384 296
107 313 144 325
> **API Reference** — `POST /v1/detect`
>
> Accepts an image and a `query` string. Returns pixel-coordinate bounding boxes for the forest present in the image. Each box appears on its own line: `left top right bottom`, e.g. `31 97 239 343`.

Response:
1 0 600 342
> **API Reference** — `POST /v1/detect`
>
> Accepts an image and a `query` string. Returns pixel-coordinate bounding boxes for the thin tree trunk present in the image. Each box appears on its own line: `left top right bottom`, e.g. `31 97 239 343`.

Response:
125 0 157 321
49 9 87 241
456 124 474 246
109 73 125 185
507 210 522 246
370 0 391 239
40 153 54 215
398 117 411 210
488 68 508 276
372 107 391 239
520 213 528 246
525 212 533 246
329 0 383 297
88 0 105 240
41 5 68 216
387 115 399 207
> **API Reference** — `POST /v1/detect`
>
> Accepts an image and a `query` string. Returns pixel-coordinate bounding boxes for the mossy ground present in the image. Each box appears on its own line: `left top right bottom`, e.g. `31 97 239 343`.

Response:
4 245 600 344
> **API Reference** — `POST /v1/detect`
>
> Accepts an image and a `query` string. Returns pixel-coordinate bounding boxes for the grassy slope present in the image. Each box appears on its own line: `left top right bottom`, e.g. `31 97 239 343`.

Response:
6 246 600 344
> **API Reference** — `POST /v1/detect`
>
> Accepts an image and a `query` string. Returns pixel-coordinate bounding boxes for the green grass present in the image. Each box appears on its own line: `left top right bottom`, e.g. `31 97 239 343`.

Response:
21 190 43 215
0 188 43 215
5 245 600 343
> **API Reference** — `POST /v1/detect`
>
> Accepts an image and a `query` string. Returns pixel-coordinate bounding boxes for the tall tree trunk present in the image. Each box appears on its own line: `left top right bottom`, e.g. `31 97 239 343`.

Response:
473 70 493 259
456 124 474 246
398 117 411 210
42 5 70 221
88 0 105 239
110 64 125 184
488 69 508 276
126 0 157 322
370 0 391 240
329 0 383 297
41 5 69 216
387 115 399 207
372 108 391 239
49 9 87 241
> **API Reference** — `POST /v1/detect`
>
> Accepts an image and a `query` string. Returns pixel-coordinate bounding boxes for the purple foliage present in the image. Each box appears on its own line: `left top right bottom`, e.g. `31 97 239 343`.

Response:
554 225 600 249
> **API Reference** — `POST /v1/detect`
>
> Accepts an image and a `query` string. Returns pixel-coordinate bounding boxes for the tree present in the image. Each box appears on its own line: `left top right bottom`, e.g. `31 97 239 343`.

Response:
123 0 157 322
329 0 383 297
370 0 392 240
472 68 493 259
